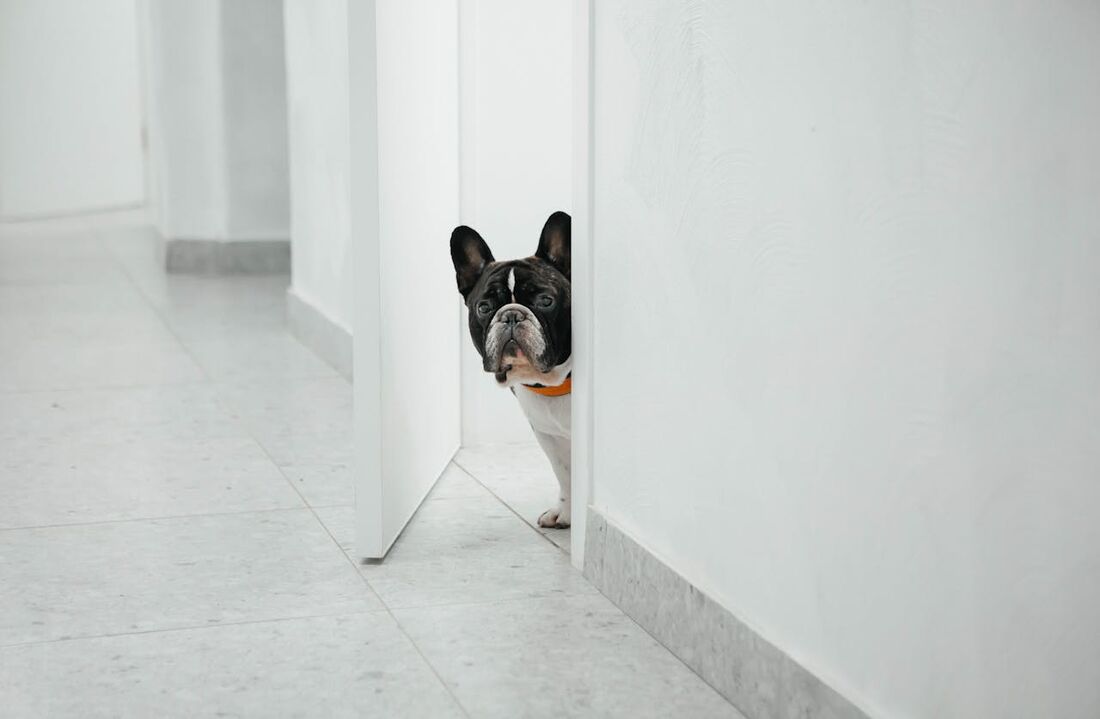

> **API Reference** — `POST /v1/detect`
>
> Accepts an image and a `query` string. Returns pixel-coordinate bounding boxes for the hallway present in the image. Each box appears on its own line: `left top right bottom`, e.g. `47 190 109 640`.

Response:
0 215 741 718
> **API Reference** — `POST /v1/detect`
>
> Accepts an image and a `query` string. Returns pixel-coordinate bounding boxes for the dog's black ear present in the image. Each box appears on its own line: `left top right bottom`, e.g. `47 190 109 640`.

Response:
535 211 571 279
450 225 495 299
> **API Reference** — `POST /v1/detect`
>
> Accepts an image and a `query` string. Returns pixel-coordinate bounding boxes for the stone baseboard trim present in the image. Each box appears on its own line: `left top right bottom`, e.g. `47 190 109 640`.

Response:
286 288 352 381
584 508 870 719
166 238 290 274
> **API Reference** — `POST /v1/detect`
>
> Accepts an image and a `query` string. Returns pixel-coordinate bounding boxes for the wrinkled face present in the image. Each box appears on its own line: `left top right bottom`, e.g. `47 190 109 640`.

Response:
450 212 572 387
467 259 571 383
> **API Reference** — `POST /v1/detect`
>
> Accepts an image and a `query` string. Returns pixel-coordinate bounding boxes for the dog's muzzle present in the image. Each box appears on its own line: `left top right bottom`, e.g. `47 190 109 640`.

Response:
484 303 548 374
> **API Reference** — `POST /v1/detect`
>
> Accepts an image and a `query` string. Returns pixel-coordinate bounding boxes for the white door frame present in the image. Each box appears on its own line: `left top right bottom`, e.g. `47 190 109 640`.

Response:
348 0 386 559
569 0 594 568
351 0 594 564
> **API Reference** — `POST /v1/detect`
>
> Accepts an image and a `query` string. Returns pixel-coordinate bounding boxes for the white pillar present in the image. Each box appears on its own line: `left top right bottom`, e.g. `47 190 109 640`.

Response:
281 0 354 376
141 0 290 273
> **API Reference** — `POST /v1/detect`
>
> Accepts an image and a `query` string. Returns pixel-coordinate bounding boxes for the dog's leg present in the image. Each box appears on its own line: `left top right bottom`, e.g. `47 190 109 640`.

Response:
532 430 571 528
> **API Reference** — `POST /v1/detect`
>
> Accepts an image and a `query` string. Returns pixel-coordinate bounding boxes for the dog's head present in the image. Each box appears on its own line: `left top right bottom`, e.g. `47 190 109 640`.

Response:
450 211 571 388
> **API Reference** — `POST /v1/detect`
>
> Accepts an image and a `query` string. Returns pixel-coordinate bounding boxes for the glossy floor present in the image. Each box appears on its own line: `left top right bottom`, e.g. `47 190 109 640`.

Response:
0 214 742 718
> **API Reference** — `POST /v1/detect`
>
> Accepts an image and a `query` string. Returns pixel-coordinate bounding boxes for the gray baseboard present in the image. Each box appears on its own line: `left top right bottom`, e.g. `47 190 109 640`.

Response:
286 288 353 380
166 238 290 274
584 509 869 719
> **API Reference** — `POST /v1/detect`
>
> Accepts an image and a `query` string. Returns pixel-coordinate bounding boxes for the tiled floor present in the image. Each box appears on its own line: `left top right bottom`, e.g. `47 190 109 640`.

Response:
0 214 742 718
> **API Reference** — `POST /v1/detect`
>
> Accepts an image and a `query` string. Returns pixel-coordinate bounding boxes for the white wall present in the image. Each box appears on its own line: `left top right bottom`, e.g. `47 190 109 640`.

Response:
221 0 290 240
458 0 572 445
0 0 144 218
142 0 225 239
142 0 288 242
590 2 1100 717
352 0 462 558
283 0 353 328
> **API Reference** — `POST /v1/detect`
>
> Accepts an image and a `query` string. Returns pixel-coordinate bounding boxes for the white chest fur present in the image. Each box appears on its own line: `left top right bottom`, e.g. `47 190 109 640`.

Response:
514 388 571 439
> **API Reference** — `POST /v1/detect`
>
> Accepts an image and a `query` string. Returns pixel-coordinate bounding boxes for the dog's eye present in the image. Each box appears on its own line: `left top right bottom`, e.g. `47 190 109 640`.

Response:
536 294 554 309
476 300 493 316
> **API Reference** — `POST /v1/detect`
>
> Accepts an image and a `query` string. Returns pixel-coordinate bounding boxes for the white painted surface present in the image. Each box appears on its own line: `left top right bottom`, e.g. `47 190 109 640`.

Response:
221 0 290 240
568 0 593 566
348 0 383 560
458 0 572 445
590 2 1100 717
352 0 461 558
142 0 226 240
142 0 288 242
0 0 144 218
284 0 352 328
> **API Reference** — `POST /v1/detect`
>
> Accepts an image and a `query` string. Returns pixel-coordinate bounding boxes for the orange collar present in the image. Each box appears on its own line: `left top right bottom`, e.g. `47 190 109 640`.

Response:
524 376 572 397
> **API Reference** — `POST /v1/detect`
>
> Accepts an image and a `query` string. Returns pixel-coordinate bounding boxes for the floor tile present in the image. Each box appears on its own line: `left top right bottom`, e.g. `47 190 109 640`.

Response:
0 335 205 392
256 428 354 468
394 593 744 719
0 510 382 645
313 505 355 553
143 272 289 318
164 305 291 344
214 376 352 439
317 497 594 611
0 433 302 528
214 377 353 468
312 464 493 552
155 279 291 343
0 612 465 719
0 384 236 439
0 230 127 285
184 334 337 382
455 443 572 550
0 282 172 342
280 461 353 507
358 492 594 609
97 222 164 277
429 463 496 501
101 223 290 325
0 384 301 527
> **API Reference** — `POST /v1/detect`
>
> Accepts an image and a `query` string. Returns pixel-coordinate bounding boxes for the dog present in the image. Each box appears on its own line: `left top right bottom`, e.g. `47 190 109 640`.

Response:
450 211 572 528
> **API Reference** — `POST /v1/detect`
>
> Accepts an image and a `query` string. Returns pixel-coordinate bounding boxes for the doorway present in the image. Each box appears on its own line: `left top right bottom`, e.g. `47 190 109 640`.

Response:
453 0 579 556
350 0 592 564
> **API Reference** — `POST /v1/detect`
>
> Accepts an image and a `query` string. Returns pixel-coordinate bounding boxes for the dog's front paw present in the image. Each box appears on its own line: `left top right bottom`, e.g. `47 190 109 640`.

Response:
537 500 571 529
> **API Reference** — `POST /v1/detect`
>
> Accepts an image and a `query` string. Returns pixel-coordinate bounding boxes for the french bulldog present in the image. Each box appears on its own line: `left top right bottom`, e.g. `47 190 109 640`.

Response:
450 211 572 528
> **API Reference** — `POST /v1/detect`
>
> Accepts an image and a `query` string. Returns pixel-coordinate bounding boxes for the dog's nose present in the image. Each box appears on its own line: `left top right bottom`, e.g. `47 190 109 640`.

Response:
500 308 525 326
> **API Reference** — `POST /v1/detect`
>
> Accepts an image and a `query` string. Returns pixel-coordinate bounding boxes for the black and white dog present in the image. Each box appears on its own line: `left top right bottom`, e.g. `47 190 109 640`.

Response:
450 211 572 528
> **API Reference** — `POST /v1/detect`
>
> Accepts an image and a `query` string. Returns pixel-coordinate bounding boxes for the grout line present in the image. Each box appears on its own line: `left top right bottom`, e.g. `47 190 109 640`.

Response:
359 588 601 616
285 469 474 717
0 608 385 651
264 454 474 719
0 505 312 534
380 606 474 719
450 457 571 555
0 202 144 225
0 378 211 397
296 517 476 719
107 246 213 379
